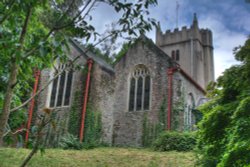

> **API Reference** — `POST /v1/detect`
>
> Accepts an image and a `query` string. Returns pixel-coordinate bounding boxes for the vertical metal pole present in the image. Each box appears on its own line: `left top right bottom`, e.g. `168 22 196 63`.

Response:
79 59 93 142
25 70 40 144
167 68 175 130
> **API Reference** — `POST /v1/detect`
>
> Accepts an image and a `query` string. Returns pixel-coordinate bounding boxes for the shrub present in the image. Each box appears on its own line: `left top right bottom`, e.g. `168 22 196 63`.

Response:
59 134 101 150
59 134 83 150
152 131 196 152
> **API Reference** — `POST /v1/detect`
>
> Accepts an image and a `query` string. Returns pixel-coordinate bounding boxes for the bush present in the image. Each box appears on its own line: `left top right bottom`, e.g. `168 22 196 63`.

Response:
59 134 102 150
59 134 83 150
152 131 196 152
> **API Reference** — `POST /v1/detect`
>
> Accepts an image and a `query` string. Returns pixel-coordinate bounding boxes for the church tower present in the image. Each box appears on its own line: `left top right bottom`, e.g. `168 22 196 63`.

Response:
156 13 214 88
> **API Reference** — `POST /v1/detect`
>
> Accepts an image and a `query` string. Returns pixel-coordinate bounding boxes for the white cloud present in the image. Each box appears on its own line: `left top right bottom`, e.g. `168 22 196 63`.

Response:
199 14 247 79
88 1 249 80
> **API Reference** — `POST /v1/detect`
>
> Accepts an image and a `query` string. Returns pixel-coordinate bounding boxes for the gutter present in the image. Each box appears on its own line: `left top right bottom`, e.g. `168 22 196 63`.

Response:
166 66 206 130
167 67 177 130
79 59 94 142
25 70 40 144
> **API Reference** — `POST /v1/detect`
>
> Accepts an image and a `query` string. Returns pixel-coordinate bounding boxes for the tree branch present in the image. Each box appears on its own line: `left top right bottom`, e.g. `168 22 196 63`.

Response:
10 71 62 112
10 31 118 112
0 0 16 25
19 6 32 45
22 0 96 59
54 0 96 30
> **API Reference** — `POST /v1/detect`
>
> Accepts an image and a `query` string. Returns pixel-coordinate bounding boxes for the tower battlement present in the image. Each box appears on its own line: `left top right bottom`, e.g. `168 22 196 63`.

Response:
156 21 213 48
155 13 214 89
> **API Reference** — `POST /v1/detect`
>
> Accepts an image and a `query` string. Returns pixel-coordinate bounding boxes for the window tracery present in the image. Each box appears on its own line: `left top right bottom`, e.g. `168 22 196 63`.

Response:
128 65 151 111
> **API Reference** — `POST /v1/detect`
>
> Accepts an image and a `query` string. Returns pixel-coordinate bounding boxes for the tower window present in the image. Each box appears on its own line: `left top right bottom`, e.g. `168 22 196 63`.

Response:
176 50 180 61
171 50 180 61
128 65 151 111
49 64 74 108
171 50 175 60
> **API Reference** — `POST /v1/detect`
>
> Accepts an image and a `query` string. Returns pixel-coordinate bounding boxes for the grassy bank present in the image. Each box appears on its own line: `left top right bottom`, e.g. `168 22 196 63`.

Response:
0 147 195 167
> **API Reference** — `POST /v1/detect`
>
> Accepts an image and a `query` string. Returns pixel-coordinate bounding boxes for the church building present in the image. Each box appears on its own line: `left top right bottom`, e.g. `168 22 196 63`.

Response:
34 14 214 147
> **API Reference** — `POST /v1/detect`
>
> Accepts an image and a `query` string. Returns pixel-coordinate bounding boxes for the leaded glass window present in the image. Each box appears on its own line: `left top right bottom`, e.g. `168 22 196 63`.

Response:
49 64 74 108
128 65 151 111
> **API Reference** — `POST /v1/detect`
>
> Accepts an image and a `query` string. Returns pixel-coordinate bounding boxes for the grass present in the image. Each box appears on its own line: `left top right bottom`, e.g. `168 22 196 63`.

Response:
0 147 195 167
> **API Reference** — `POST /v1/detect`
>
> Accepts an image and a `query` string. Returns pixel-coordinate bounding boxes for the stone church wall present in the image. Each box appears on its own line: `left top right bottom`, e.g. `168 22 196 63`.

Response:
36 46 87 147
88 64 115 145
172 71 205 131
112 40 173 146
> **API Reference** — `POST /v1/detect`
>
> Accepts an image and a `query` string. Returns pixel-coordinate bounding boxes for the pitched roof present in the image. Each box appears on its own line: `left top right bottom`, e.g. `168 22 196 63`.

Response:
114 35 178 67
69 38 114 73
115 35 206 94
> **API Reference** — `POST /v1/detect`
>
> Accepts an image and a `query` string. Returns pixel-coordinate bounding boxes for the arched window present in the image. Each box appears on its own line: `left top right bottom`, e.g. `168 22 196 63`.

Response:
49 64 74 108
171 50 180 61
176 50 180 61
184 93 195 130
171 50 175 60
128 65 151 111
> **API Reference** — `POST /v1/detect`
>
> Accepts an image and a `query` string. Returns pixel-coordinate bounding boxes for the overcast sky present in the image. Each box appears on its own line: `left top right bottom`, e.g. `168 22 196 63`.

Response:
91 0 250 79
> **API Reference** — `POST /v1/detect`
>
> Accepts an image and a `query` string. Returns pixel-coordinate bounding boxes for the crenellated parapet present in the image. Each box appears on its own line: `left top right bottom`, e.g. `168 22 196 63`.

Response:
155 13 214 89
156 13 213 49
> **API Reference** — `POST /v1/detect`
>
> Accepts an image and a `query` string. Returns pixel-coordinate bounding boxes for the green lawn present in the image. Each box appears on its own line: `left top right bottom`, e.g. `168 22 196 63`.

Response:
0 147 195 167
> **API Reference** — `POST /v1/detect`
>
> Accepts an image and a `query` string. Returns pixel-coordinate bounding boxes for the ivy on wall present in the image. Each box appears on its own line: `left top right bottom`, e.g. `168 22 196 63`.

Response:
67 91 102 146
68 91 82 137
82 106 102 146
142 98 167 147
172 88 185 131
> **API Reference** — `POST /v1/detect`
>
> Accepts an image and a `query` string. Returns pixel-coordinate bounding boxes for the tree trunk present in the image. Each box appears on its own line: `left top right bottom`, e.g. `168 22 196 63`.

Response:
0 62 19 146
0 6 32 146
20 142 39 167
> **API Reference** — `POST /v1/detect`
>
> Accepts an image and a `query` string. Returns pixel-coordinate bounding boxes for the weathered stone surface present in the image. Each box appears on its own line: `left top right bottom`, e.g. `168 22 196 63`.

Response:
156 14 214 89
36 16 213 147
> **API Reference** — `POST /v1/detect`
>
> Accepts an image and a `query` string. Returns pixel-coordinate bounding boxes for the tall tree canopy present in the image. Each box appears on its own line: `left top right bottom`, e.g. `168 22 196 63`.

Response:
197 36 250 167
0 0 158 146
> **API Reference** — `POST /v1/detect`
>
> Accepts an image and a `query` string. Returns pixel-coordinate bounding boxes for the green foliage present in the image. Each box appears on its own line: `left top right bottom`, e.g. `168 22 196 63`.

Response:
0 148 196 167
172 90 185 130
113 42 131 65
59 134 82 150
218 97 250 167
67 103 102 150
158 97 167 131
68 91 82 137
142 98 166 147
86 44 113 64
153 131 196 152
0 0 158 144
142 114 160 147
197 37 250 167
83 106 102 148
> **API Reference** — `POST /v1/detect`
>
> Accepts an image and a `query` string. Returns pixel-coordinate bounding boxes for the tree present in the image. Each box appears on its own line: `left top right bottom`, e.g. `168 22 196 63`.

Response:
197 36 250 167
0 0 158 146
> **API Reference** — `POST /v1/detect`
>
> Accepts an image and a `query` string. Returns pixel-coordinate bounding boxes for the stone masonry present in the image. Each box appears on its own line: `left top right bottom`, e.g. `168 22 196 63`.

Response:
35 14 214 147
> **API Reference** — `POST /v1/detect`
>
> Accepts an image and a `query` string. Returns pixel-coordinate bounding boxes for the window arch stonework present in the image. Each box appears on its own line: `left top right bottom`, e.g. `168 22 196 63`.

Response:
128 65 151 111
184 93 195 130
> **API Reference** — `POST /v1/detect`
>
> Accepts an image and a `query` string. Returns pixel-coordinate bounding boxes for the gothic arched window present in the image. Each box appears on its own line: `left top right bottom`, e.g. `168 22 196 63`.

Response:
128 65 151 111
184 93 195 130
49 64 74 108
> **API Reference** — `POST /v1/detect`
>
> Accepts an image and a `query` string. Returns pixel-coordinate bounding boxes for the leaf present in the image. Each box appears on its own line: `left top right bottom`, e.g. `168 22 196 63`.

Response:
40 146 45 156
